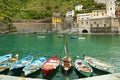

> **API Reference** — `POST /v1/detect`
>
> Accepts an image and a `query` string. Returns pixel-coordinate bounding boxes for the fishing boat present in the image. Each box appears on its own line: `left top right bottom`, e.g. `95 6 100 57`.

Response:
10 55 33 73
58 34 63 38
70 36 78 39
0 54 12 63
0 54 18 72
61 36 73 74
0 61 11 72
23 57 46 76
74 58 93 77
83 55 116 73
42 55 60 76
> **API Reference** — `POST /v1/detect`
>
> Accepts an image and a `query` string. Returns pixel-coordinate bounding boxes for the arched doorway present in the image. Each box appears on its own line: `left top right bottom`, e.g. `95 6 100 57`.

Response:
82 30 88 33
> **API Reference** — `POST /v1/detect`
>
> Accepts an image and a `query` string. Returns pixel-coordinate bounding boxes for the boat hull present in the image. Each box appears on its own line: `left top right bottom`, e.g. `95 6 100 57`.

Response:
23 57 46 76
74 59 93 77
10 55 33 74
42 66 59 79
61 65 73 75
24 69 38 76
74 67 92 77
89 64 111 74
10 67 23 74
42 56 60 77
84 56 115 74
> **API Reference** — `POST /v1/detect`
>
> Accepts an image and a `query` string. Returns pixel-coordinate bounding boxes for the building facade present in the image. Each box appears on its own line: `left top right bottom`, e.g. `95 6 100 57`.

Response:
106 0 116 17
91 10 107 18
75 5 83 11
66 10 74 18
76 13 91 33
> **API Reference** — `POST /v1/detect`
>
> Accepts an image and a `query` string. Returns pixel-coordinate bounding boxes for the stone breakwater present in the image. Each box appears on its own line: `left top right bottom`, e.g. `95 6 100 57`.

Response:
13 23 54 33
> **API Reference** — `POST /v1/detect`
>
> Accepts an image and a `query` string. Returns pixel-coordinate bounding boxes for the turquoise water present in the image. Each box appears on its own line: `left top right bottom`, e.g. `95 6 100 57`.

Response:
0 33 120 80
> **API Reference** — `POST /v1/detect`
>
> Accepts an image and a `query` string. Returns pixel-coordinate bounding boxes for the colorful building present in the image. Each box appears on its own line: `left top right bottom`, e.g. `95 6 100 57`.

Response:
52 17 62 24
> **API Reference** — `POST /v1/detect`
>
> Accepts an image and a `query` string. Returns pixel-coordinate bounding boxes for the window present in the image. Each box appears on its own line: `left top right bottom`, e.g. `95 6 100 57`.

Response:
86 21 88 24
94 22 96 24
90 24 92 27
110 8 112 10
104 24 106 27
97 24 99 27
102 12 104 15
81 21 83 25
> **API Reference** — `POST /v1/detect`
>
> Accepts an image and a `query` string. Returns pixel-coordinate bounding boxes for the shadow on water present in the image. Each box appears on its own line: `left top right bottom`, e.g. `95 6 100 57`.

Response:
91 66 111 75
9 68 23 76
0 68 9 75
61 66 73 75
0 67 112 80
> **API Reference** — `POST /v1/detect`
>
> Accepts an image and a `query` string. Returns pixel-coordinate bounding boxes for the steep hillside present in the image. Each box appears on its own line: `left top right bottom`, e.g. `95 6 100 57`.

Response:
0 0 106 20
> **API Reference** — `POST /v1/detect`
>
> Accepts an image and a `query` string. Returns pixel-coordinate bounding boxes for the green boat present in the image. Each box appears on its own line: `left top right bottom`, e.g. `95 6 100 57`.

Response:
74 58 93 77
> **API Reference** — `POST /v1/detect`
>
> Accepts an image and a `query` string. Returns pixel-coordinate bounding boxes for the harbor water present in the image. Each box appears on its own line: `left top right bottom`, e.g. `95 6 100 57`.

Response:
0 33 120 80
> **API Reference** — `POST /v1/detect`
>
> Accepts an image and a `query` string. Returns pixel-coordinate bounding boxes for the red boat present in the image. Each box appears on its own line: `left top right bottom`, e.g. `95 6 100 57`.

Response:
41 55 60 76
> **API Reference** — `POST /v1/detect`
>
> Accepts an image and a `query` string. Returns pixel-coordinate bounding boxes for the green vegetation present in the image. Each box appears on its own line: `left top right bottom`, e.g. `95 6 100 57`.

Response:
0 0 106 31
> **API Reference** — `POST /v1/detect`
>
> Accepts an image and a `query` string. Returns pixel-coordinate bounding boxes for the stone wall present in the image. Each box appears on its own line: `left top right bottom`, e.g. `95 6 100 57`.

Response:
13 23 55 33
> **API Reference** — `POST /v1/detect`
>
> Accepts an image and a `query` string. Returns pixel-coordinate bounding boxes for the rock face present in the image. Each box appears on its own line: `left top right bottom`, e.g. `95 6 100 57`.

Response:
0 22 8 33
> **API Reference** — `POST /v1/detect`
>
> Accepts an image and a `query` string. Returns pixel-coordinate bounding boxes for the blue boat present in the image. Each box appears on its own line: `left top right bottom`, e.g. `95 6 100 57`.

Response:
0 54 12 63
0 61 11 72
23 57 46 76
10 55 33 73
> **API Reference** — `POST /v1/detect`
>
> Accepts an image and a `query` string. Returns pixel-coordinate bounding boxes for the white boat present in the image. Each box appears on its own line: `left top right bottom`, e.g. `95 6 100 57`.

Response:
78 37 86 40
83 55 116 73
23 57 46 76
37 36 46 39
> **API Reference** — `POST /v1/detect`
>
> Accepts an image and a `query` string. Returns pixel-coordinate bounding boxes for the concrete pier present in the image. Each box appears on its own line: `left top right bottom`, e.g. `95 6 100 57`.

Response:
74 73 120 80
0 75 46 80
0 73 120 80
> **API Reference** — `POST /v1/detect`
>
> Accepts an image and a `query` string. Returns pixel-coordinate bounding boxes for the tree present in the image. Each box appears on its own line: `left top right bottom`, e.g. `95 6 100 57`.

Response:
0 0 28 32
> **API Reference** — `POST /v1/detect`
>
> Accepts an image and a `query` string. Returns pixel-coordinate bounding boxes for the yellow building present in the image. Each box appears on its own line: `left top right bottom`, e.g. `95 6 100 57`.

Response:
91 10 107 18
52 17 62 24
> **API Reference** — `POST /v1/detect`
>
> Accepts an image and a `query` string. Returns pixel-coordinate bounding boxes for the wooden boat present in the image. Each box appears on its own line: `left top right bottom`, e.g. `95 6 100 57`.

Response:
61 36 73 74
0 61 11 72
70 36 78 39
23 57 46 76
58 34 63 38
10 55 33 73
74 58 93 77
0 54 18 72
0 54 12 63
83 55 116 73
41 55 60 76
